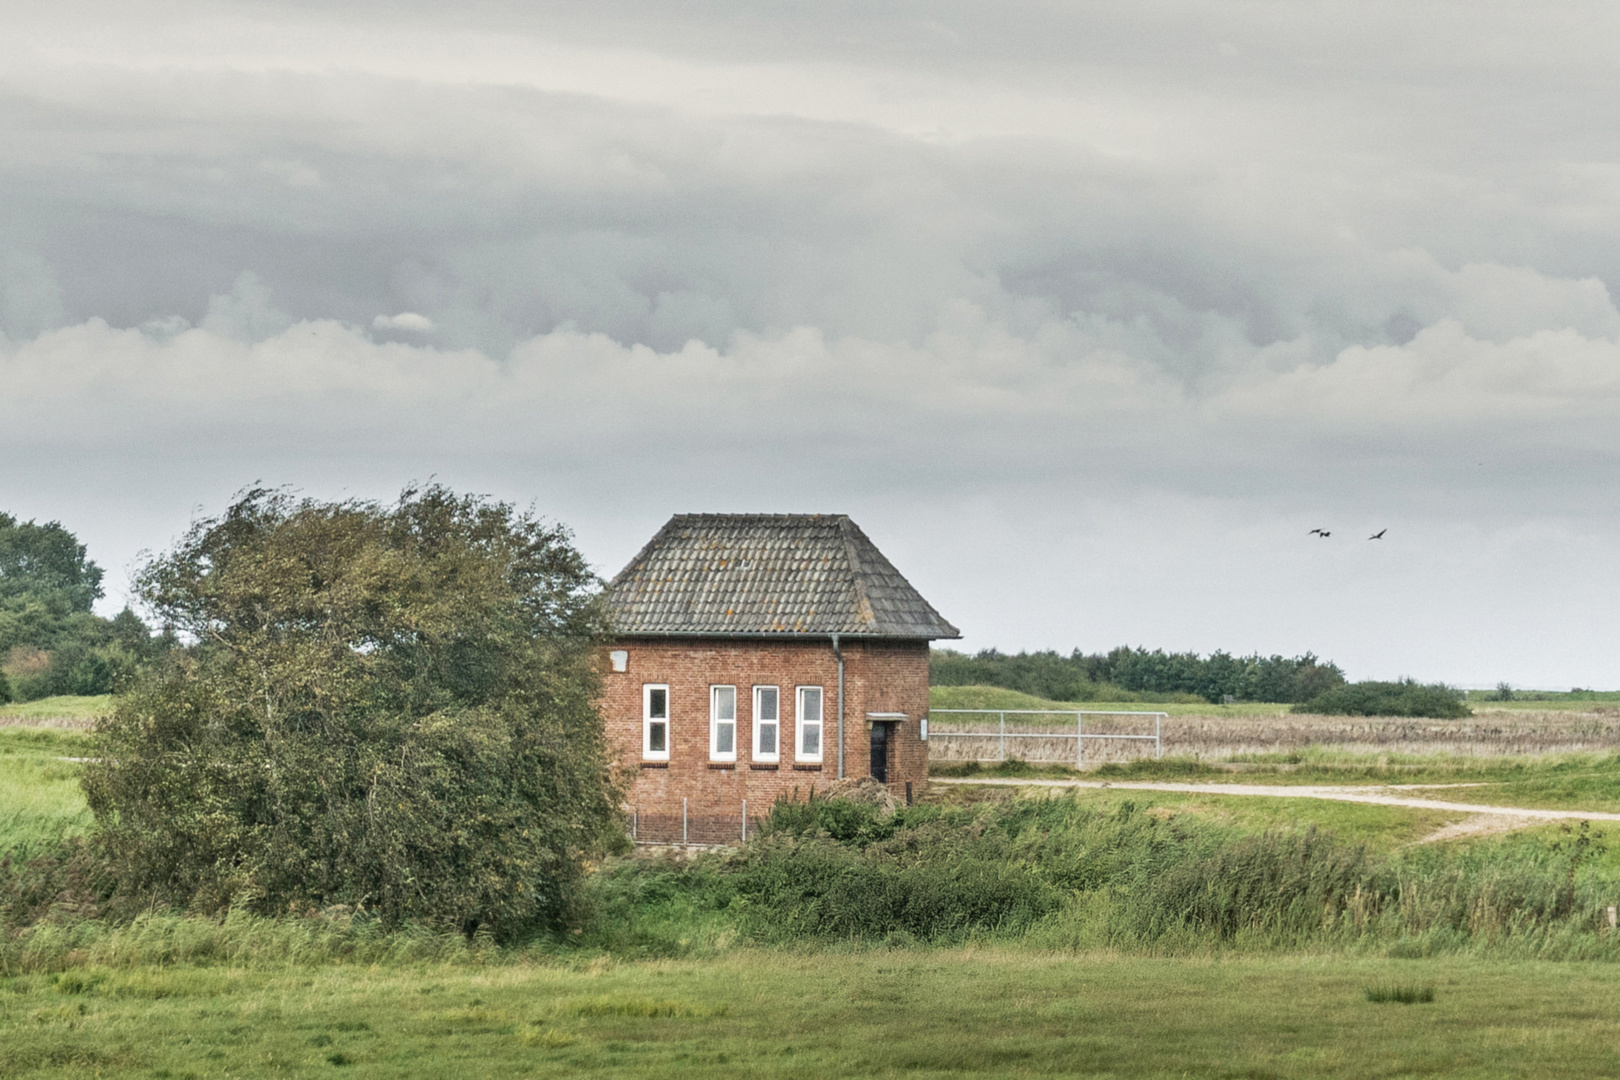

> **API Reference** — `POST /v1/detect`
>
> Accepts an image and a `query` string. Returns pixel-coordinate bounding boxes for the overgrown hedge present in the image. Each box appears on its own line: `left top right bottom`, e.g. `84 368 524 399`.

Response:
1296 679 1471 719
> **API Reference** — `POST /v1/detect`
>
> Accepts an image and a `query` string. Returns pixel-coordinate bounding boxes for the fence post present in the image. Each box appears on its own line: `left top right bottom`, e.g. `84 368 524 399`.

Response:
1076 712 1083 770
999 712 1006 761
632 807 638 842
742 799 747 842
682 797 688 845
1156 714 1163 760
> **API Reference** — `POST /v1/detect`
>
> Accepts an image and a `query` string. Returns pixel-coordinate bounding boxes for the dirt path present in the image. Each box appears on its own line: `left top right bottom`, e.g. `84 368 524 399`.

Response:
932 777 1620 840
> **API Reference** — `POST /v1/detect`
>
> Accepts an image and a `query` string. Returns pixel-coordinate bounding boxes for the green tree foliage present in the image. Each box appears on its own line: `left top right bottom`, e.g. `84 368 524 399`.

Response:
0 512 107 678
1294 679 1471 719
0 512 104 619
82 486 623 938
0 512 171 699
931 646 1346 704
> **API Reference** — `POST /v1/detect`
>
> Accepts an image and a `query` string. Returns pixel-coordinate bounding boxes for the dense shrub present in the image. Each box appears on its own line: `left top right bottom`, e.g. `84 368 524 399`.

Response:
932 647 1346 704
82 486 622 939
1296 680 1471 719
726 836 1061 942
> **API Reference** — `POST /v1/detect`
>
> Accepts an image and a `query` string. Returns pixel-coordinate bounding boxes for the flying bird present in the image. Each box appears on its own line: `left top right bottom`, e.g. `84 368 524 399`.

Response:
1308 528 1331 538
1369 529 1386 540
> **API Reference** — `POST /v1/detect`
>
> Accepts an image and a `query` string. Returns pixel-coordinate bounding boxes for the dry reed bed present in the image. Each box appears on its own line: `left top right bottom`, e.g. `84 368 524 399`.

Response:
0 714 97 730
929 707 1620 764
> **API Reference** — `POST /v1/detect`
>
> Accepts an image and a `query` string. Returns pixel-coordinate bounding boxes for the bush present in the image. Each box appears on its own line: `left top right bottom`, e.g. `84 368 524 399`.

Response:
82 485 621 939
726 829 1060 942
1296 680 1471 719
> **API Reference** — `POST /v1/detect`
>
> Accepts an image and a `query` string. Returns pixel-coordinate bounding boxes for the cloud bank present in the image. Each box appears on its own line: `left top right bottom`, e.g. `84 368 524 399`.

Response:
4 1 1620 686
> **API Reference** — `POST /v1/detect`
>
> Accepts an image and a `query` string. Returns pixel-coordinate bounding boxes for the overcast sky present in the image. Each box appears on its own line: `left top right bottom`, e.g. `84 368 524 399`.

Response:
5 1 1620 688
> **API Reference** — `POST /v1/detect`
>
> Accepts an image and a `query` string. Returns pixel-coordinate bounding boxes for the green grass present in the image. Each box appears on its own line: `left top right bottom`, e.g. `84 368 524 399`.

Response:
0 727 92 855
1465 688 1620 706
0 695 111 725
976 783 1468 850
939 740 1620 815
3 949 1620 1078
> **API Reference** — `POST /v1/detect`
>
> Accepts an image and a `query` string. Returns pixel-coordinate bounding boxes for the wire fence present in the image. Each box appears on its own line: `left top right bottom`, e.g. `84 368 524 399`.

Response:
631 798 761 846
925 708 1165 767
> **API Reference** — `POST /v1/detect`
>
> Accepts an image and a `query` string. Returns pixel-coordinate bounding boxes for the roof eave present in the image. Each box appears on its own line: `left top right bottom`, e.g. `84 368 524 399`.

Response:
609 629 961 642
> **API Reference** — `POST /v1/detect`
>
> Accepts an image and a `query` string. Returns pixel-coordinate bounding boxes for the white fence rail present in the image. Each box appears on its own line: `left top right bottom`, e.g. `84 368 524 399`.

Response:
927 708 1165 768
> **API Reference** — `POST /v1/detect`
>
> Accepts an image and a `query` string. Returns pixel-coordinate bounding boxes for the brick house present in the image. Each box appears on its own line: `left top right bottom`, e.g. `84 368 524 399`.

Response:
601 514 959 843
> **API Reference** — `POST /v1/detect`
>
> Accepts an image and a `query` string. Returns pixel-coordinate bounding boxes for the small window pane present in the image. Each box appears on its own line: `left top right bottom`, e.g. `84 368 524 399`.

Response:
714 686 736 721
649 688 667 719
759 725 777 755
649 722 667 753
802 725 820 756
757 686 779 721
802 687 822 722
717 723 734 754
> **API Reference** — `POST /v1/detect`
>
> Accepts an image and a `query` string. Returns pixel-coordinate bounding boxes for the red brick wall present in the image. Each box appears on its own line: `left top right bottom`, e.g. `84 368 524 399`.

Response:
601 637 930 840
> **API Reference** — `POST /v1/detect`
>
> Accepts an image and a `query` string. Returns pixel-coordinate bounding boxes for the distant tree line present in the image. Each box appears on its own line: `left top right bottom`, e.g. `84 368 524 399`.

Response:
0 512 173 703
930 647 1347 705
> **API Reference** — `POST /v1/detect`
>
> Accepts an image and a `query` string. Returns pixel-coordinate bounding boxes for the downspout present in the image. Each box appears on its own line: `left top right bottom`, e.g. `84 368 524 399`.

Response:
831 633 845 779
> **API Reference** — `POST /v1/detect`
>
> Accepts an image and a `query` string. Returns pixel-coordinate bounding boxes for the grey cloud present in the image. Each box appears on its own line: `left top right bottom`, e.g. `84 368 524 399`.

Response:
8 1 1620 686
199 273 294 342
6 13 1620 365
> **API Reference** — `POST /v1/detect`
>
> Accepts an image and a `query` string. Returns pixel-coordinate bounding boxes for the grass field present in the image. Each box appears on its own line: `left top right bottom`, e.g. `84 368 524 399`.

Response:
4 948 1620 1078
0 695 111 729
12 695 1620 1077
0 726 92 855
930 685 1620 764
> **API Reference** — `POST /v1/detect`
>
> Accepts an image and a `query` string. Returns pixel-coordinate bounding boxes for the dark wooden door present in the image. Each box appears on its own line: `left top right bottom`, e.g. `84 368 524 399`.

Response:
869 722 890 783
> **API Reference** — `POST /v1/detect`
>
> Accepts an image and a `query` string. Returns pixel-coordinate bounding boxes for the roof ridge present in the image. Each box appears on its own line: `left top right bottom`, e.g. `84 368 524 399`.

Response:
606 515 679 591
838 516 877 631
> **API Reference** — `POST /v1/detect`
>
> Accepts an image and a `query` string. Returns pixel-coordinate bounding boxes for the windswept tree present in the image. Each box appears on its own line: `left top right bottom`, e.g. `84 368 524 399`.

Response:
83 486 622 937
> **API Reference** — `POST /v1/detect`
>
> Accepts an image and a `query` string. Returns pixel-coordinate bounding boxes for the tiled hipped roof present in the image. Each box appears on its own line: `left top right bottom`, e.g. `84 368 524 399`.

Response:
605 514 960 639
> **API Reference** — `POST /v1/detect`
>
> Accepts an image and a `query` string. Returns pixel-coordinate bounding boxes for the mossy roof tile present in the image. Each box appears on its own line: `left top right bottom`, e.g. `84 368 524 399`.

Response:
605 514 959 639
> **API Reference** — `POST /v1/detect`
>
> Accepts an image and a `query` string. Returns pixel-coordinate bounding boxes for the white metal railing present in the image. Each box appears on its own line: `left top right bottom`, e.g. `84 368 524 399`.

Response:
927 708 1164 768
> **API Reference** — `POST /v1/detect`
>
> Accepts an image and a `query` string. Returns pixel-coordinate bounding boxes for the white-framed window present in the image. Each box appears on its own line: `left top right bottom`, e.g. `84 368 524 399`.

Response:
642 683 670 760
796 685 824 762
710 685 738 762
753 685 781 761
